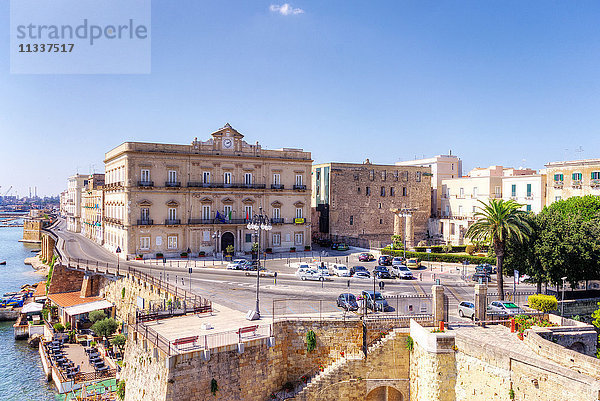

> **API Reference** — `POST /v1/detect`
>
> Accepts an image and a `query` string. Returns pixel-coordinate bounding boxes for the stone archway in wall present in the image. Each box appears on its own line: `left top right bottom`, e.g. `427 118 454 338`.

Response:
568 341 586 354
365 386 403 401
221 232 235 253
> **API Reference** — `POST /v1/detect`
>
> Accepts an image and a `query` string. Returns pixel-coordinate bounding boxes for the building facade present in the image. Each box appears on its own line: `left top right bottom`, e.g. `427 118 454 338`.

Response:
396 154 462 218
81 174 105 245
103 124 312 258
312 161 431 247
440 166 538 245
501 174 546 213
545 159 600 205
66 174 88 233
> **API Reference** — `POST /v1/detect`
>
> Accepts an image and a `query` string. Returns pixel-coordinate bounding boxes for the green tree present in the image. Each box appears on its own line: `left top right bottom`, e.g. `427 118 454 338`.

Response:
111 334 127 355
466 199 532 299
91 318 119 338
88 310 107 324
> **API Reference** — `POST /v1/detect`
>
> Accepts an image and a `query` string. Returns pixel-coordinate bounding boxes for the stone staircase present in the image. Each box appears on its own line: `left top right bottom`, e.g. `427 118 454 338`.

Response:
292 328 403 401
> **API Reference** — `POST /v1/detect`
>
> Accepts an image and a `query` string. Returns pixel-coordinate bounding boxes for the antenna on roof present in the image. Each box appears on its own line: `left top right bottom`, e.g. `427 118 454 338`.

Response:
449 150 452 156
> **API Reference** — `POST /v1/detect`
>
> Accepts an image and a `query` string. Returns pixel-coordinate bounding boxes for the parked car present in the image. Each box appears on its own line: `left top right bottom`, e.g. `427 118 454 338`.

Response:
295 264 313 277
487 301 524 316
336 243 349 251
361 290 389 312
298 269 328 281
330 243 339 250
458 301 475 319
391 257 405 266
227 259 247 270
476 263 497 274
358 253 375 262
373 266 392 279
316 264 331 278
350 265 370 276
353 271 371 279
472 272 491 282
336 293 359 311
332 264 351 277
390 264 413 280
378 255 392 266
406 258 421 269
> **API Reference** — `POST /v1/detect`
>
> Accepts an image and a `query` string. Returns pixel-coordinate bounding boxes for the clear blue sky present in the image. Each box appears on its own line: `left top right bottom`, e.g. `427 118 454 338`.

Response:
2 1 600 197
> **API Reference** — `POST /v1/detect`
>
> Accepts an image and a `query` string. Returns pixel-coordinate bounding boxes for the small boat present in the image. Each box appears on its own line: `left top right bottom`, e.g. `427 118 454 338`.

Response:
0 261 6 265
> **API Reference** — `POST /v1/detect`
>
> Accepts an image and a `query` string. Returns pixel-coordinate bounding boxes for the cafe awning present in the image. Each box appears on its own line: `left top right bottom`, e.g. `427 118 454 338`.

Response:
63 300 113 317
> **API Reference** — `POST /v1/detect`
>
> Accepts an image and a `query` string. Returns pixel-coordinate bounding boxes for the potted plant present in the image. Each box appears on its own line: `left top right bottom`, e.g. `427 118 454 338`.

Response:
304 245 310 251
301 375 309 384
156 253 163 259
180 252 188 258
290 247 296 253
225 245 235 258
198 251 206 257
135 254 143 260
265 248 273 254
319 364 324 372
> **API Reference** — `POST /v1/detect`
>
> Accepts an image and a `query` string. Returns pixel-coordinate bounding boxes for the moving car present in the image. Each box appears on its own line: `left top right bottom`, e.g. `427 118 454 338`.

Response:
350 265 370 276
487 301 524 316
336 243 349 251
330 243 339 250
406 258 421 269
361 290 389 312
458 301 475 319
316 264 331 278
332 264 351 277
358 253 375 262
298 269 328 281
378 255 392 266
226 259 247 270
336 293 359 311
391 264 413 279
373 266 392 279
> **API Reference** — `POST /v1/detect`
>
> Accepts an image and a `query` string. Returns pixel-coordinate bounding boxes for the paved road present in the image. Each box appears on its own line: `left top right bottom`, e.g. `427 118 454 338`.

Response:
50 218 536 321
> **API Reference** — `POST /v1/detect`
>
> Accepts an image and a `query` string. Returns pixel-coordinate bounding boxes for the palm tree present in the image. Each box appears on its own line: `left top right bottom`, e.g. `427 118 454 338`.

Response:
466 199 532 299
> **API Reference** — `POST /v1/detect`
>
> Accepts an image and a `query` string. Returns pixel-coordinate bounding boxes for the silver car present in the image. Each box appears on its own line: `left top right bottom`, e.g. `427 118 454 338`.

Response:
458 301 475 319
487 301 523 316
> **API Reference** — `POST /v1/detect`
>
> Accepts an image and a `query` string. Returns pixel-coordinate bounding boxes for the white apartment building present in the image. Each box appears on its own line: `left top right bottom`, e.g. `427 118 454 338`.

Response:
396 153 462 218
439 166 537 245
502 174 547 213
66 174 88 233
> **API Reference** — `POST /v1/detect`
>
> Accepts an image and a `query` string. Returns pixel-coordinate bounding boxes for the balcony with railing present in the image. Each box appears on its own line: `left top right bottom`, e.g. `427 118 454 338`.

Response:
188 218 248 225
164 219 181 225
137 219 154 226
271 218 285 224
571 180 582 188
271 184 285 190
592 179 600 187
186 182 266 189
525 193 534 200
138 181 154 188
188 218 214 225
293 184 307 191
165 181 181 188
553 180 563 188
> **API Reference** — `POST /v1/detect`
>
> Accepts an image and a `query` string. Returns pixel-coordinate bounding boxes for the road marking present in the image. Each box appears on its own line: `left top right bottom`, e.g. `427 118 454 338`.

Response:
445 285 462 301
411 282 426 296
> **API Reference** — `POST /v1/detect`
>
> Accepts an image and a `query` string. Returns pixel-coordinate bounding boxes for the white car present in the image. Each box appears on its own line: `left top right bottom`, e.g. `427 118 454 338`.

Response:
316 265 331 277
298 269 328 281
353 271 371 279
332 264 350 277
390 264 413 279
227 259 247 270
487 301 524 316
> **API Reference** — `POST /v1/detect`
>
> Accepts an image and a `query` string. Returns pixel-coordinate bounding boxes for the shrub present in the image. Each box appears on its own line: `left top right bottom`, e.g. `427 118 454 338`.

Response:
65 322 71 330
225 245 234 255
42 308 49 321
116 380 125 401
53 323 65 332
306 330 316 352
465 244 476 255
265 248 273 253
290 247 296 252
405 335 414 351
210 378 219 396
380 247 495 265
111 334 127 354
89 310 107 324
304 245 311 251
121 287 125 299
528 295 558 312
414 245 468 253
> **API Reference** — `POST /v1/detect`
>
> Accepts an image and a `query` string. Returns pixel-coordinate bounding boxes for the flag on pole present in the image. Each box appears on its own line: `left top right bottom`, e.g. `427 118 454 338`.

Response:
228 210 232 221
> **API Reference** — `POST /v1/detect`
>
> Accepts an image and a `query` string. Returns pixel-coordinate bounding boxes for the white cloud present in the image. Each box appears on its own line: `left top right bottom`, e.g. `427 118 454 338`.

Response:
269 3 304 16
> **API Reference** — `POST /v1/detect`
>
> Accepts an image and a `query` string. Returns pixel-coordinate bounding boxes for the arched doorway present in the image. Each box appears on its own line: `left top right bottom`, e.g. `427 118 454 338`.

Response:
221 232 235 253
568 341 586 354
366 386 403 401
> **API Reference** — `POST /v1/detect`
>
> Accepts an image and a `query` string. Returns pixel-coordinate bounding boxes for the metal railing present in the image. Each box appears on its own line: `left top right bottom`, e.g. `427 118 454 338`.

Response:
164 219 181 225
165 181 181 188
137 219 154 225
293 185 307 190
271 184 285 189
138 181 154 187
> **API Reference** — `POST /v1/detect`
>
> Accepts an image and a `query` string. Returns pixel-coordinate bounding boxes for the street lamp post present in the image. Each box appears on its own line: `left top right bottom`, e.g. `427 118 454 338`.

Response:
561 276 567 317
247 206 272 320
212 232 220 262
115 246 121 275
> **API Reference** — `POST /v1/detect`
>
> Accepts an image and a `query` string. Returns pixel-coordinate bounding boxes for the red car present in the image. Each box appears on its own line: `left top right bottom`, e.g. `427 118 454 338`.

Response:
358 253 375 262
